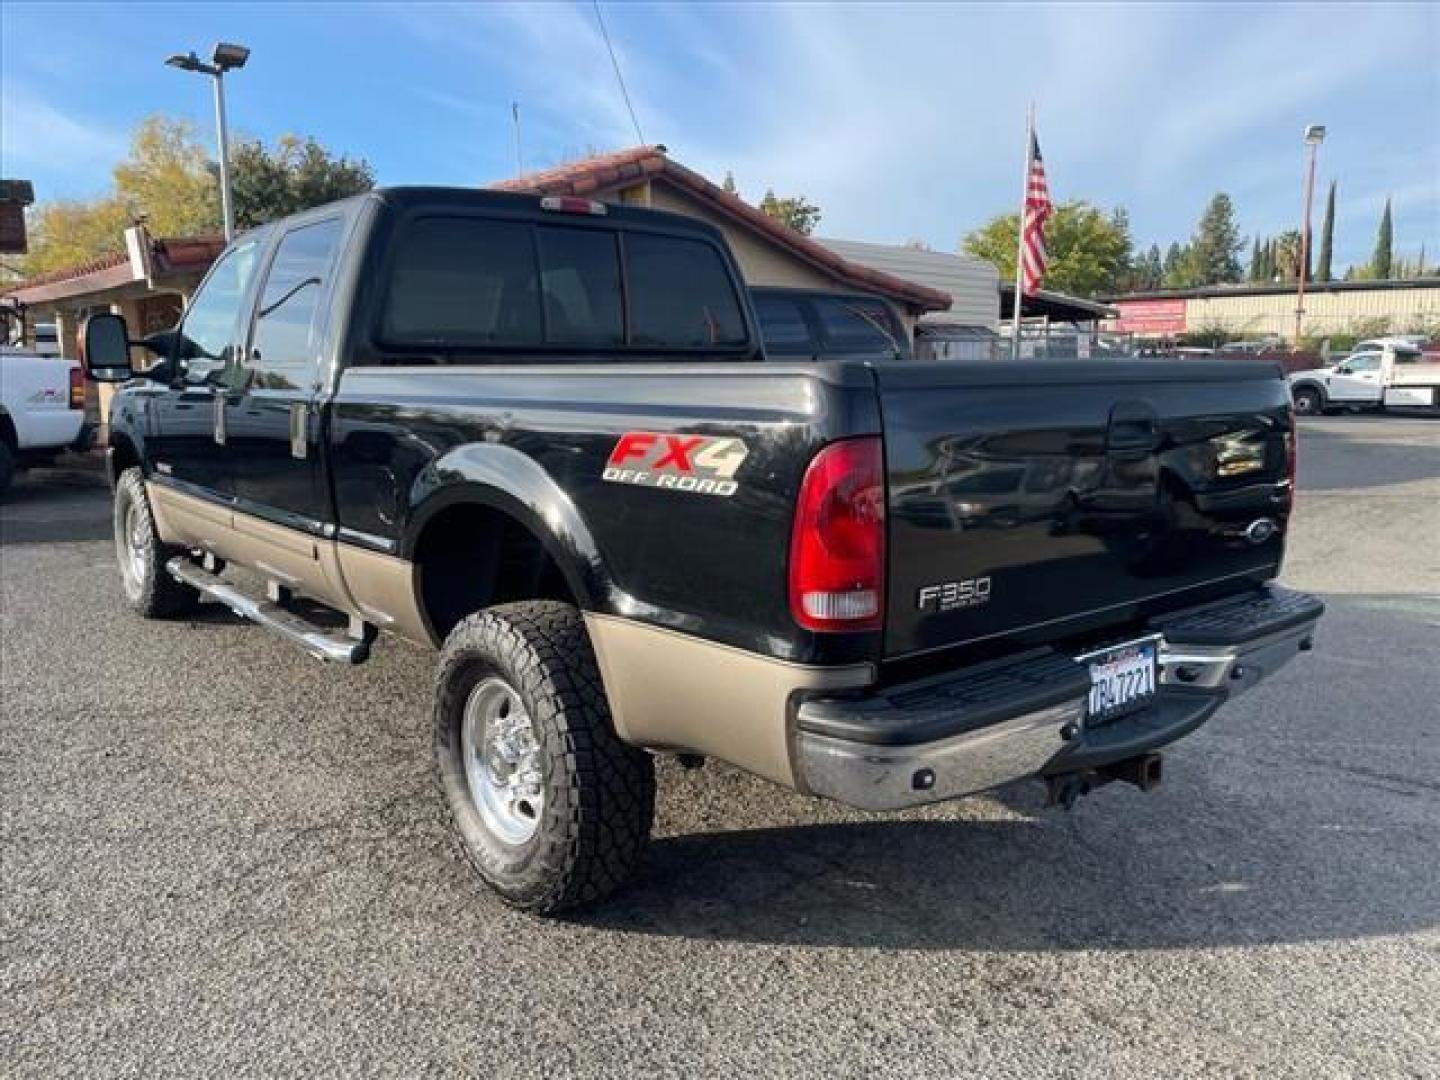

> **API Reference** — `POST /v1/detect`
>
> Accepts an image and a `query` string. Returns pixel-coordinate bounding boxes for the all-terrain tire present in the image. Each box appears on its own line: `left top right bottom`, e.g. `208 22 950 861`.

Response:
433 600 655 914
113 467 200 618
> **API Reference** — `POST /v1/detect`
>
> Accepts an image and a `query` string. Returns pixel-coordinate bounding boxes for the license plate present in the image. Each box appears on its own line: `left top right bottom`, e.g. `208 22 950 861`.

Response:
1081 638 1158 723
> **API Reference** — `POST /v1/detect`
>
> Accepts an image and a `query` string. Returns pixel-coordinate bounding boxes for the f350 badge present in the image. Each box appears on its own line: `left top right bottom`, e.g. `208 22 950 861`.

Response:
604 432 749 497
918 576 993 613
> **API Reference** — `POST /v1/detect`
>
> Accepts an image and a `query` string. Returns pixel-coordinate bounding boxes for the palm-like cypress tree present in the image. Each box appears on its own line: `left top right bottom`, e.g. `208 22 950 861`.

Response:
1316 181 1335 282
1372 198 1393 280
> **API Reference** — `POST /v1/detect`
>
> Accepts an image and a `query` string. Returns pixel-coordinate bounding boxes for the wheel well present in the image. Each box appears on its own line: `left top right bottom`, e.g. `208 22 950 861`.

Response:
110 434 140 476
0 410 16 451
1291 380 1324 399
413 503 579 640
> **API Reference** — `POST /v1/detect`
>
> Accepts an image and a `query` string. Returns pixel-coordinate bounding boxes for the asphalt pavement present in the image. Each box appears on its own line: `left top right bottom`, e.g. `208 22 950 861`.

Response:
2 419 1437 1079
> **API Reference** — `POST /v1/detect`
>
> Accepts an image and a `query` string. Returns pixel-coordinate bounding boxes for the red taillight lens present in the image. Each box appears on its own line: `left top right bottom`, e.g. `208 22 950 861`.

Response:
69 366 85 409
789 437 885 632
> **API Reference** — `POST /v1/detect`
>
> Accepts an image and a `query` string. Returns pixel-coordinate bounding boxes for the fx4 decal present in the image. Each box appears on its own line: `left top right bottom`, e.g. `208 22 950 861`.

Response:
604 432 749 497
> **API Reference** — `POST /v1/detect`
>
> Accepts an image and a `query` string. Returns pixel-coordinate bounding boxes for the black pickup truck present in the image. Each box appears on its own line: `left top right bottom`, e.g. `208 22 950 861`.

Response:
81 187 1322 913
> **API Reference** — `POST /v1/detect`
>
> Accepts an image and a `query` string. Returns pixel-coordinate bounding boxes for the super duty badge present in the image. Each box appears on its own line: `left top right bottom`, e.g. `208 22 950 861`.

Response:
918 576 993 613
604 432 749 497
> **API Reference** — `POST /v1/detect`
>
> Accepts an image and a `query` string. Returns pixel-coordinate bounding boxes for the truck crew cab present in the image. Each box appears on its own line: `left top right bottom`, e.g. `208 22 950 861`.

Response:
82 188 1323 914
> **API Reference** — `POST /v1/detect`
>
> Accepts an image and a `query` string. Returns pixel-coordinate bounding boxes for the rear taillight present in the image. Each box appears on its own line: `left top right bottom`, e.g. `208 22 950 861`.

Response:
69 366 84 409
789 437 885 632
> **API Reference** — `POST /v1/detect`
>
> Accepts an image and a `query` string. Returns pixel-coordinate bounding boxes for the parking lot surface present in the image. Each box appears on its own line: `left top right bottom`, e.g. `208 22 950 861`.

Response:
3 418 1438 1079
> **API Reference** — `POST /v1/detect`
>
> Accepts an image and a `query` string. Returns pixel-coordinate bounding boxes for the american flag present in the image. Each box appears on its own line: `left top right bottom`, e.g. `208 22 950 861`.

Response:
1020 132 1054 295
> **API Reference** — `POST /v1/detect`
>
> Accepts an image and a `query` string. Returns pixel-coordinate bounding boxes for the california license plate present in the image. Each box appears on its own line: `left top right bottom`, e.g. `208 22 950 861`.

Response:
1081 637 1159 723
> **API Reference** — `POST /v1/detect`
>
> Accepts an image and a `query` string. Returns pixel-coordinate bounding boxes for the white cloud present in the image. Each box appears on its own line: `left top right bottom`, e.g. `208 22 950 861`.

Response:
0 82 127 195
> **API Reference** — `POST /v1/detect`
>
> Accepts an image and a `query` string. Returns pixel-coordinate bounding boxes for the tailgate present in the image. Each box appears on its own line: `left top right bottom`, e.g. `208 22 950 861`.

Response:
878 360 1294 658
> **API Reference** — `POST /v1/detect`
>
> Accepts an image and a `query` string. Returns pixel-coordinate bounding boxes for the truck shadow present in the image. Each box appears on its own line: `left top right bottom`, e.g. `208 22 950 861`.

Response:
0 466 112 545
575 786 1436 951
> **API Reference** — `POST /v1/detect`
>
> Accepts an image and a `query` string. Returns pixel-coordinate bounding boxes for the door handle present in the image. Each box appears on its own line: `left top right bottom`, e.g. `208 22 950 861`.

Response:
290 402 307 459
213 392 226 445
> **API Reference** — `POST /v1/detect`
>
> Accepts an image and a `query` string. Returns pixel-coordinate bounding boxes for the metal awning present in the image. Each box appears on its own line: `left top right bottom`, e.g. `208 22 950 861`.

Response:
999 284 1117 323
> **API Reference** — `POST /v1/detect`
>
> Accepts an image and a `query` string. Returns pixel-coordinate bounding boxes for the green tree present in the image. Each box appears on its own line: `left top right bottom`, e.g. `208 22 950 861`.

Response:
16 115 372 277
1161 241 1193 288
17 197 133 275
1135 243 1163 290
962 200 1133 296
1188 192 1244 284
1371 198 1393 279
758 188 822 236
227 135 374 231
1316 181 1335 282
1248 237 1262 282
112 115 220 235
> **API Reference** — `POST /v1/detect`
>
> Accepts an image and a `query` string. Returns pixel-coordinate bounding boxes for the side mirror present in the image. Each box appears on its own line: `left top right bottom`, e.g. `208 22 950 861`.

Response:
1336 364 1352 375
79 313 134 382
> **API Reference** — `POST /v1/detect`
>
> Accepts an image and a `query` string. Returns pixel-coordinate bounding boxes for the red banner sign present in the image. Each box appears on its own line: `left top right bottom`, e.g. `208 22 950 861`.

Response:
1105 298 1188 335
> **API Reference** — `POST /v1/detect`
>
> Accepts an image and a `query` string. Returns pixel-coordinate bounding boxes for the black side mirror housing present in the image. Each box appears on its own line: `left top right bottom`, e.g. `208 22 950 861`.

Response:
80 312 134 382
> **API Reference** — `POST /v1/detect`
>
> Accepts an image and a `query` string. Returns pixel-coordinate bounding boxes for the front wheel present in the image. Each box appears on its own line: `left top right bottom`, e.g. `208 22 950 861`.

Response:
1291 386 1324 416
433 600 655 914
113 467 200 618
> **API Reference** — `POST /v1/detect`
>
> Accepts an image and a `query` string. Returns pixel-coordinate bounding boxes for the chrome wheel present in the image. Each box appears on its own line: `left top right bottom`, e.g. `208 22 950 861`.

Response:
117 498 147 599
461 676 545 845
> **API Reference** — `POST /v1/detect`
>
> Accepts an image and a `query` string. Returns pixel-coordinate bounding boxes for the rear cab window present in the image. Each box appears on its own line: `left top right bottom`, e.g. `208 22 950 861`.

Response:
378 208 749 356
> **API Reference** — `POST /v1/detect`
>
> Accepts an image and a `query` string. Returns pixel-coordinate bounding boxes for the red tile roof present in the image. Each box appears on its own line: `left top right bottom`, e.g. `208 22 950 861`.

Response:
1 233 225 303
493 146 952 313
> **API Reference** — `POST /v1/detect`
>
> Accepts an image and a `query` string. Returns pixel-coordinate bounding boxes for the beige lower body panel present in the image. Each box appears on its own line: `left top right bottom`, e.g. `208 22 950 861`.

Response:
584 612 873 788
145 481 433 648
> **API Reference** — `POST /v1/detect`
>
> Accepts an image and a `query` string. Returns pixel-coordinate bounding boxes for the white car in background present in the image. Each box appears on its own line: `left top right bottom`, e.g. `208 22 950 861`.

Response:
1288 337 1440 416
0 345 88 494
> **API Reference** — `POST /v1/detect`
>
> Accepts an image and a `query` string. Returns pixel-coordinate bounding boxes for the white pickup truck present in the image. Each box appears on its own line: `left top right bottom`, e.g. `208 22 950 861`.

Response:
0 345 88 494
1289 338 1440 416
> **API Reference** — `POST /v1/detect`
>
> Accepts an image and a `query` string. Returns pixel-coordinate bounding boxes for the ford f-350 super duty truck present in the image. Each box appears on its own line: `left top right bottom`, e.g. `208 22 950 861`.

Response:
81 188 1322 913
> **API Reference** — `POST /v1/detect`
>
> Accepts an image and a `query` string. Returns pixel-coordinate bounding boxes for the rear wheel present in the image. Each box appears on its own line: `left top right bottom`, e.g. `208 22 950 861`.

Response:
1292 385 1324 416
433 600 655 914
113 467 200 618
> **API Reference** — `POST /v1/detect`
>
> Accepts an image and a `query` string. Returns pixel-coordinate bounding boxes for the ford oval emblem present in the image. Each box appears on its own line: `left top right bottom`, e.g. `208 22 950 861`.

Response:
1244 518 1278 545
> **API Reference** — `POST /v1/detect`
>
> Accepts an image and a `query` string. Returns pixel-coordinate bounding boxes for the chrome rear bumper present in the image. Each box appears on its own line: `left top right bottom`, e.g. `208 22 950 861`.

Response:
794 586 1322 812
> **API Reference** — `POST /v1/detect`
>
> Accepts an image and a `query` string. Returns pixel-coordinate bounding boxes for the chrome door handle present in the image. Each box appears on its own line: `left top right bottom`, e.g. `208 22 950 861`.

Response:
290 402 307 459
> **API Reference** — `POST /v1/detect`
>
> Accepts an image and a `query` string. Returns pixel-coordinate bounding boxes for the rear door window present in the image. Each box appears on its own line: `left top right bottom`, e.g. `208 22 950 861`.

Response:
249 217 345 389
625 233 746 348
752 292 815 355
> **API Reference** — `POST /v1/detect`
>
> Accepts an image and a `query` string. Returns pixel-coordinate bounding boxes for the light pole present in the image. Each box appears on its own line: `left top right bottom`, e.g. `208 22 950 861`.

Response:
1294 123 1326 348
165 42 250 241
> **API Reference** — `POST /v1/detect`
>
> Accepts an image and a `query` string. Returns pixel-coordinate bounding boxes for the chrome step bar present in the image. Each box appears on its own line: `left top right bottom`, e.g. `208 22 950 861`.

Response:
166 557 371 664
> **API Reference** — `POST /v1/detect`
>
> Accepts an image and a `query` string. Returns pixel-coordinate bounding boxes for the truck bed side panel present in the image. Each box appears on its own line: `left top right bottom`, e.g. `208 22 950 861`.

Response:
327 362 880 662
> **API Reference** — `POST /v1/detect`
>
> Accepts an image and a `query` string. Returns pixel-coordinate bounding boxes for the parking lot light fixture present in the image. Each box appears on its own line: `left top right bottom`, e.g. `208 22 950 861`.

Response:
1294 123 1326 347
164 42 249 241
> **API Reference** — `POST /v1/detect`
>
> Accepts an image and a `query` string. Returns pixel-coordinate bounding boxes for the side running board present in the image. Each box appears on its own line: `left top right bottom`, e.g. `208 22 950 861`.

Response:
166 557 372 664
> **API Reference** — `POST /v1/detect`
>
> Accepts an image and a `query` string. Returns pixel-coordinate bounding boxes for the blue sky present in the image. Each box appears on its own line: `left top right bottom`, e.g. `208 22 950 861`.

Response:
3 1 1436 272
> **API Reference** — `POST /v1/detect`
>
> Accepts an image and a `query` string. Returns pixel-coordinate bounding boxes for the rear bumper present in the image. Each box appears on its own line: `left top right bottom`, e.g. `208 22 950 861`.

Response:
794 586 1323 811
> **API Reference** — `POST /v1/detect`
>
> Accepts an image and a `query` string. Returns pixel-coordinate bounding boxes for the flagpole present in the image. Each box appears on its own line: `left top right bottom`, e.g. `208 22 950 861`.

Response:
1010 102 1035 361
